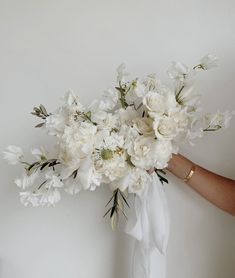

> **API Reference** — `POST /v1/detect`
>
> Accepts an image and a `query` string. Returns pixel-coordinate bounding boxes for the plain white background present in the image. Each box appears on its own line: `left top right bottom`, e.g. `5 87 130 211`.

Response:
0 0 235 277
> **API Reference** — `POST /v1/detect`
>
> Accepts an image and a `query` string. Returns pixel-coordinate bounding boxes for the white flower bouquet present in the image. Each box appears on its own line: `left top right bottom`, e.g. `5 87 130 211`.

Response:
3 54 233 278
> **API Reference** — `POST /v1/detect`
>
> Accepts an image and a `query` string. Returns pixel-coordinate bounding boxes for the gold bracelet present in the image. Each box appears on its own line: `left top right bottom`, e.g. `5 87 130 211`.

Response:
183 164 196 182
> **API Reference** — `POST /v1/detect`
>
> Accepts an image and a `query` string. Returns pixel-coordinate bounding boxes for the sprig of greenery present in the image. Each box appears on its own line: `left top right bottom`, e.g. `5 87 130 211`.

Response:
31 104 51 128
115 81 129 109
26 158 60 174
155 169 168 185
103 188 130 230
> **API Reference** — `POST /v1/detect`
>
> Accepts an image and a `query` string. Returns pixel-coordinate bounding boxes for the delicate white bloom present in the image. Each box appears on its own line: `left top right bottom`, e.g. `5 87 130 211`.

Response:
167 61 189 81
204 110 234 130
116 63 129 84
45 171 63 188
153 116 178 140
127 168 151 196
20 191 40 207
132 80 146 98
199 54 218 70
118 106 138 125
45 109 67 136
154 140 173 169
100 89 119 110
143 91 166 115
132 117 154 135
127 136 159 170
142 74 161 91
31 147 47 160
176 85 200 107
39 187 61 207
63 91 84 110
14 171 39 190
64 179 82 195
3 145 23 165
169 110 189 129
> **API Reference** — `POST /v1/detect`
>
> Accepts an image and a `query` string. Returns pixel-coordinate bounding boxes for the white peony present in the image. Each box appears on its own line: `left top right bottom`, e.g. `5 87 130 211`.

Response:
127 135 159 170
127 168 151 196
3 145 23 165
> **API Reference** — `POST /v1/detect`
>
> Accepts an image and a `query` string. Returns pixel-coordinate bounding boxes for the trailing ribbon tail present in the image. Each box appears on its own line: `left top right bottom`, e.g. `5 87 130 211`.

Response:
125 172 170 278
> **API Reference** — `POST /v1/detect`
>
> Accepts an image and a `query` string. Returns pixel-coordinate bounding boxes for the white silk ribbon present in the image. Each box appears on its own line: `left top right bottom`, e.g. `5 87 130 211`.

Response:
125 172 170 278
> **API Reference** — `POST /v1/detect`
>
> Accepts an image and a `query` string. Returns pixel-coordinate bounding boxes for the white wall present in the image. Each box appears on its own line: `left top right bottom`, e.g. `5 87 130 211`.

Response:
0 0 235 277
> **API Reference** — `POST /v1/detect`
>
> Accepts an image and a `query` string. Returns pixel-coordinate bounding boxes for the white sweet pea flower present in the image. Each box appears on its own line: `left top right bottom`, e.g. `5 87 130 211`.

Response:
89 89 119 112
132 80 146 98
167 61 189 81
142 74 161 91
45 171 64 188
45 108 67 136
204 110 234 130
198 54 218 70
20 191 40 207
153 116 178 140
64 179 82 195
176 85 200 107
14 171 39 189
3 145 23 165
36 171 64 207
116 63 129 84
132 117 154 135
31 147 47 160
63 91 84 110
39 187 61 207
143 91 166 115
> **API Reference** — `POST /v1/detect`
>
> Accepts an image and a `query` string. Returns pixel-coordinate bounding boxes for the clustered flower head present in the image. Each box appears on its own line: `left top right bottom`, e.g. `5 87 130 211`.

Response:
3 54 233 227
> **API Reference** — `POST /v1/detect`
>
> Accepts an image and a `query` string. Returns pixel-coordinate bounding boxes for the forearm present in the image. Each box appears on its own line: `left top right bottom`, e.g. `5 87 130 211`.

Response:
167 154 235 216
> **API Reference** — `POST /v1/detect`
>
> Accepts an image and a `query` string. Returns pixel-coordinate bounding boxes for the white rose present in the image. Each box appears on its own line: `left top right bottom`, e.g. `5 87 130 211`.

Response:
153 116 178 140
132 117 154 135
143 91 166 115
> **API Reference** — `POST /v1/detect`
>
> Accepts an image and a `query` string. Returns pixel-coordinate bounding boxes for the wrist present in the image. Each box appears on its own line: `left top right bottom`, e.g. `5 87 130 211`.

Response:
167 154 194 180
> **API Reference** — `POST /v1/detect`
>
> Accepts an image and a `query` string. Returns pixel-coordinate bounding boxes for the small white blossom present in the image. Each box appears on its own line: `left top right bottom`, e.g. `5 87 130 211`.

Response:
3 145 23 165
116 63 129 84
14 171 39 190
167 61 189 81
199 54 218 70
20 191 40 207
